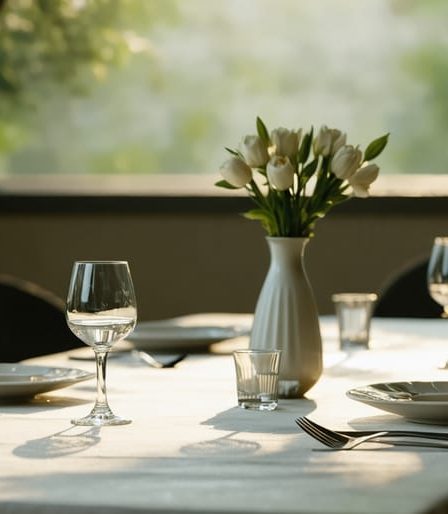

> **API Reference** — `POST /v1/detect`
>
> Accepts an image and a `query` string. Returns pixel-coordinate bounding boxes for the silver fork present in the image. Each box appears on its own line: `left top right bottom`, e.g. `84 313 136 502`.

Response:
296 417 388 449
295 417 448 450
131 350 187 368
302 416 448 441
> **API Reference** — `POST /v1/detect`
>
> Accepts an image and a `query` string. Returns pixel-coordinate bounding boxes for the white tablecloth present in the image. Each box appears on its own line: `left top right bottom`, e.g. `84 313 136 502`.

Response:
1 316 448 514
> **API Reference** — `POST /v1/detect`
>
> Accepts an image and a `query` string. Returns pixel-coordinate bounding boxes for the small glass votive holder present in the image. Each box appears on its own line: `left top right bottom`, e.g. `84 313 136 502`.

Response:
233 349 282 411
332 293 378 351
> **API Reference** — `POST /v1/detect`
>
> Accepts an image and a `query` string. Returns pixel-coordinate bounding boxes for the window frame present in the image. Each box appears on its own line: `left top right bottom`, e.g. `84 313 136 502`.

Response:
0 174 447 215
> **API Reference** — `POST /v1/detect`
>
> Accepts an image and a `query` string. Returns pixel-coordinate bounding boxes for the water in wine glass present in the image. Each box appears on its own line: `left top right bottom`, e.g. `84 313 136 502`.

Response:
67 315 136 348
429 284 448 310
66 261 137 426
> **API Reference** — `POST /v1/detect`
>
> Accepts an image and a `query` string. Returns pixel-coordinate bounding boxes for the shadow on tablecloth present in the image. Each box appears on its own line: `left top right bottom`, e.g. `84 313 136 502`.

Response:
13 426 101 459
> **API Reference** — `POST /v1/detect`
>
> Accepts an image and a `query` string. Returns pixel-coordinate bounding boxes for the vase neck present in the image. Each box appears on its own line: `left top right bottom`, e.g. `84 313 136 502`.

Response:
266 237 309 267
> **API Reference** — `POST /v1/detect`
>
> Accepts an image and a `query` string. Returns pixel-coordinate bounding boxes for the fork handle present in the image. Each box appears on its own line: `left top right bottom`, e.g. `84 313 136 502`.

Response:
366 439 448 450
340 430 448 441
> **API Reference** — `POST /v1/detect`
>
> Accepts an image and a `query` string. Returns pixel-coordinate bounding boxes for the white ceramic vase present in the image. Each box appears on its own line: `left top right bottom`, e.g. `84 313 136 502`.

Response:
250 237 323 398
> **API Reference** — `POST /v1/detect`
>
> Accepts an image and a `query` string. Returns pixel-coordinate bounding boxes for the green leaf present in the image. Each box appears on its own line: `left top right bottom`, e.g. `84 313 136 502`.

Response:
244 208 272 222
301 158 319 179
298 127 313 164
225 147 240 157
214 180 241 190
364 133 390 161
256 116 270 145
243 208 276 234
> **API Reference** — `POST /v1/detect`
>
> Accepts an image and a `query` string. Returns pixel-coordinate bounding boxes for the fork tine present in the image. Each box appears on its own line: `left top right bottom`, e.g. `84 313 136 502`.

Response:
296 418 336 445
300 421 339 448
299 417 344 445
295 418 338 448
295 418 324 441
301 417 349 444
295 419 329 446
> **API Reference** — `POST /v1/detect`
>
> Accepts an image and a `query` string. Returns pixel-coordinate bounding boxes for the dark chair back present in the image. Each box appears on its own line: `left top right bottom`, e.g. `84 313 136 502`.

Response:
0 275 83 362
374 260 442 318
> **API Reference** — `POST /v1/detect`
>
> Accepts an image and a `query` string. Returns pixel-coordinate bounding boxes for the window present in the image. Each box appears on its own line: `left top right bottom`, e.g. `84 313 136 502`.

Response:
0 0 447 179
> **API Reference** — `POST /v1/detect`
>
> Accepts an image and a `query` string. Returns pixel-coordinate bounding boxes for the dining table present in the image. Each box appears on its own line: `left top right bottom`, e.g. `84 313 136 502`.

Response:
1 314 448 514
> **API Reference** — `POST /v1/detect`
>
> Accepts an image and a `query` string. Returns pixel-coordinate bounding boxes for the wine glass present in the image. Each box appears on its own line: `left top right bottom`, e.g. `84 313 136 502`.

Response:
66 261 137 426
428 237 448 319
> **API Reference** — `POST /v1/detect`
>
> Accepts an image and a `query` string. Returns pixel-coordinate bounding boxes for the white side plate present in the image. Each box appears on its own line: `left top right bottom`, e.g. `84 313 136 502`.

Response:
347 381 448 424
0 363 94 400
127 323 250 350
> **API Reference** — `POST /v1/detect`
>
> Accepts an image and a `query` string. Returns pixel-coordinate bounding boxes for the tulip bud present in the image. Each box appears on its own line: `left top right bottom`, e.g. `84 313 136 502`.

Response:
271 127 302 158
313 125 332 157
330 129 346 155
348 163 379 197
331 145 362 180
267 156 294 191
240 135 269 168
219 157 253 188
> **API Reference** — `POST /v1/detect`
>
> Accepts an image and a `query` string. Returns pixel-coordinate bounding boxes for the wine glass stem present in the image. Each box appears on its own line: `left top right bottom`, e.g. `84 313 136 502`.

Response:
94 350 110 410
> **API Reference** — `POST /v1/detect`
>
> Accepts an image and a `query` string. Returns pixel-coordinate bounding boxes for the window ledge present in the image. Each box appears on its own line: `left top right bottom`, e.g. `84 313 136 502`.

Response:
0 174 447 214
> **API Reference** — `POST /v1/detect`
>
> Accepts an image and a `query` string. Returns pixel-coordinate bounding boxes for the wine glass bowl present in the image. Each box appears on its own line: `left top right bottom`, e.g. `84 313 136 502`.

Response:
427 237 448 319
66 261 137 426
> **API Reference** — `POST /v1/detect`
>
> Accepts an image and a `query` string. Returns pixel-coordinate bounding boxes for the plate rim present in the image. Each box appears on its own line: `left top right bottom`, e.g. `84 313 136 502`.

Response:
347 380 448 406
346 381 448 423
127 323 250 342
0 363 94 388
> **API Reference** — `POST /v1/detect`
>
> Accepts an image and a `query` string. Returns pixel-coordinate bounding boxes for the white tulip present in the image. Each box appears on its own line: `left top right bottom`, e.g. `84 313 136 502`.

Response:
313 125 333 157
267 156 294 191
240 135 269 168
219 157 252 188
271 127 302 158
330 129 346 155
348 163 379 198
331 145 362 180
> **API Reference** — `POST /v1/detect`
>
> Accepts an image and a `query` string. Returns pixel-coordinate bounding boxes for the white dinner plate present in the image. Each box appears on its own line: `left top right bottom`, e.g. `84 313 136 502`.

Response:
127 322 250 351
0 363 94 400
347 381 448 424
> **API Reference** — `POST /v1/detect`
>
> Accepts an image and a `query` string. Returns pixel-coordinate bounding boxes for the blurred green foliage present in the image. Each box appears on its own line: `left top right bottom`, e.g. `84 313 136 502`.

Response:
397 45 448 173
0 0 447 176
0 0 178 100
387 0 448 173
0 0 178 160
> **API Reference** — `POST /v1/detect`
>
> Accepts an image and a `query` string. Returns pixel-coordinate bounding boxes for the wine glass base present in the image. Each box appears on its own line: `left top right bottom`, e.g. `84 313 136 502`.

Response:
71 412 131 427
